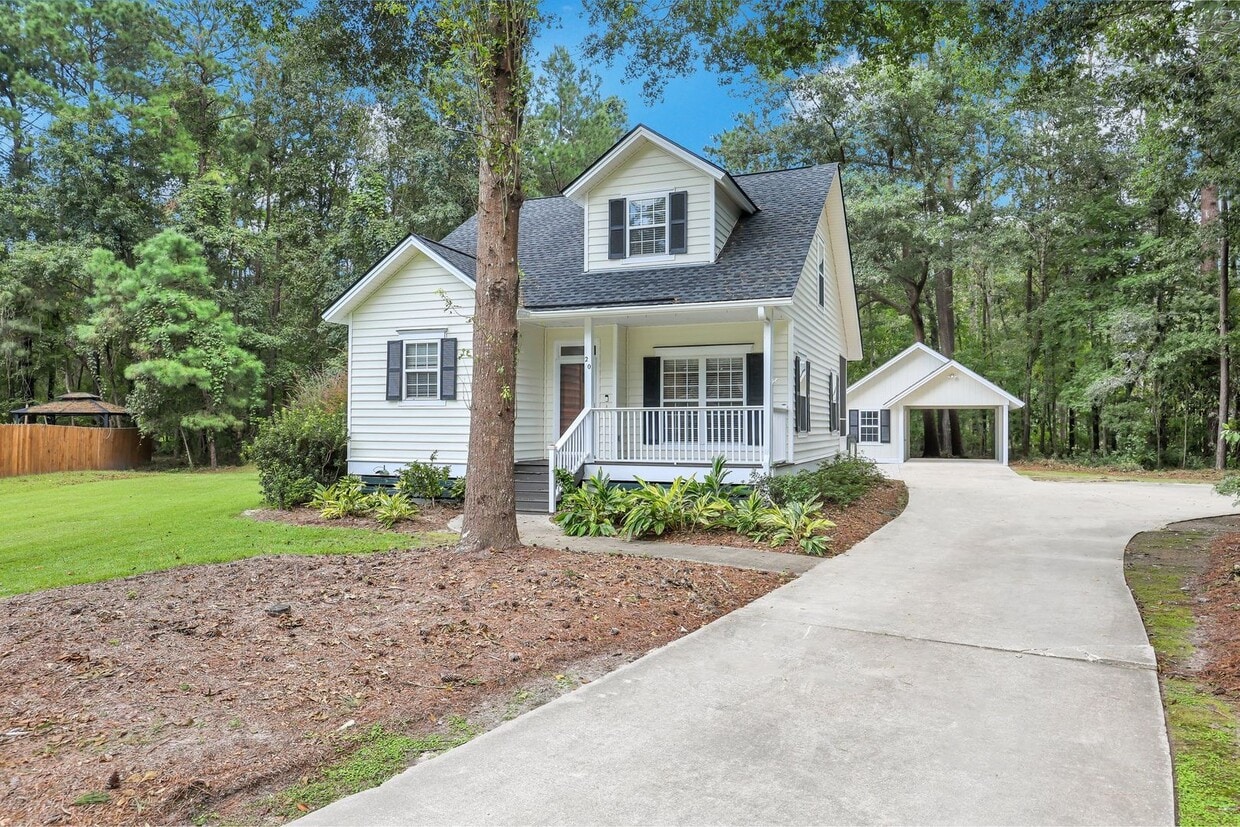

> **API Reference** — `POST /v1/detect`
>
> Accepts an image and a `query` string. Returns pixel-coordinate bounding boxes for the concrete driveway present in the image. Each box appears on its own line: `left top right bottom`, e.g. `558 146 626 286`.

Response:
300 463 1229 826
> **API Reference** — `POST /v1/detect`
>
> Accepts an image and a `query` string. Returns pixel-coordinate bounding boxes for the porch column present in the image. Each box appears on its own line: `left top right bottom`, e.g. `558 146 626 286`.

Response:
762 308 774 471
584 317 595 459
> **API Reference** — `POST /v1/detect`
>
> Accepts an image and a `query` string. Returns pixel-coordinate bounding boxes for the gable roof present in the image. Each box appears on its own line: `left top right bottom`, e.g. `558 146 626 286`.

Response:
847 342 948 396
441 164 838 310
561 124 759 215
322 233 476 324
884 358 1025 409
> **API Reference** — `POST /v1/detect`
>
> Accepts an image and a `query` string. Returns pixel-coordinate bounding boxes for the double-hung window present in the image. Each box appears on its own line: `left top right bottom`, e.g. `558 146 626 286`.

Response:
661 355 746 442
859 410 881 443
628 196 667 256
404 341 440 400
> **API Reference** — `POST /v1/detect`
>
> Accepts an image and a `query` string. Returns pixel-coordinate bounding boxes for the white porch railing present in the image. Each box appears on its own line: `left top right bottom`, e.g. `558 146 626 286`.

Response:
548 406 791 510
548 407 592 512
592 406 769 465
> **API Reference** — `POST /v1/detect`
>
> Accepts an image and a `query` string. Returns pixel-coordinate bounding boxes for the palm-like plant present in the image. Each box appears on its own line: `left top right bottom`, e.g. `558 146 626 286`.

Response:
758 498 836 556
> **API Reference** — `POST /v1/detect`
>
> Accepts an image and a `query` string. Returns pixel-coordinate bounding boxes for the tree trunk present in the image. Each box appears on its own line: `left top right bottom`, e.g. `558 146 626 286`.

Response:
208 433 218 469
1215 192 1230 470
460 2 528 553
934 265 964 457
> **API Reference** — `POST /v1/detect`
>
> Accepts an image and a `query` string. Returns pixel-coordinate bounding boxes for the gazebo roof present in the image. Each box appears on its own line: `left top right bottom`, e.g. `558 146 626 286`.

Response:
11 393 131 417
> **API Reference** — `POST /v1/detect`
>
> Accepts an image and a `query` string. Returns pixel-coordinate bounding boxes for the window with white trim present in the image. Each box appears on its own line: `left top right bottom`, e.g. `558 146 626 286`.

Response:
859 410 881 443
661 355 747 442
404 341 440 400
628 196 667 256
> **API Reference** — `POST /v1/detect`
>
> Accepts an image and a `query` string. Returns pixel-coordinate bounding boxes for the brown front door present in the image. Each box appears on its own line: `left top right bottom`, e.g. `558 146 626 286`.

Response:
559 362 585 435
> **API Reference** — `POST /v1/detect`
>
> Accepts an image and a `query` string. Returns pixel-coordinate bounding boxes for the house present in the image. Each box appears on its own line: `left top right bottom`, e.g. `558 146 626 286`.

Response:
846 343 1024 465
322 125 862 511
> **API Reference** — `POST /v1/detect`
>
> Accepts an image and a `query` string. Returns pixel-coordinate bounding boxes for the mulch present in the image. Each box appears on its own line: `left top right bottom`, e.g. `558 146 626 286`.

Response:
1194 532 1240 695
246 503 462 535
0 545 785 826
655 480 909 556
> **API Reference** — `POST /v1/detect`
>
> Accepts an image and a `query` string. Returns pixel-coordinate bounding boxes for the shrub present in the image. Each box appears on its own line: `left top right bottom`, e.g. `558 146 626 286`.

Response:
758 498 836 556
245 380 347 508
622 477 694 539
369 490 418 528
396 453 452 504
312 476 371 520
753 455 885 508
554 472 629 536
1216 475 1240 503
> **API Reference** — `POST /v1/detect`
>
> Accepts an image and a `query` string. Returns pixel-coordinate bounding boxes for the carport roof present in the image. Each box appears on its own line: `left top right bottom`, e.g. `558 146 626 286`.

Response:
884 359 1025 409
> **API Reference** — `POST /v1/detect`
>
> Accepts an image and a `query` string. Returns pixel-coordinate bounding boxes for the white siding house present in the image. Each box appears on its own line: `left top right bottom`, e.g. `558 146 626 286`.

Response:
324 125 863 510
847 343 1025 465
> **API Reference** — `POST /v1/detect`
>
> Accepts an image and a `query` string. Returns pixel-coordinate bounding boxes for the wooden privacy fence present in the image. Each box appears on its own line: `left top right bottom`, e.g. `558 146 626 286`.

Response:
0 424 152 478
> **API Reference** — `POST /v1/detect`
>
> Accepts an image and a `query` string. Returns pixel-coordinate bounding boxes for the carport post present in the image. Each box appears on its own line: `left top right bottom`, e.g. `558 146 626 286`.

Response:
1000 404 1010 465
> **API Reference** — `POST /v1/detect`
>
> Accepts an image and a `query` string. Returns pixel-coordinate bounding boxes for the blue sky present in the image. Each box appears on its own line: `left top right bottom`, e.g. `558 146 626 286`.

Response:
535 3 752 154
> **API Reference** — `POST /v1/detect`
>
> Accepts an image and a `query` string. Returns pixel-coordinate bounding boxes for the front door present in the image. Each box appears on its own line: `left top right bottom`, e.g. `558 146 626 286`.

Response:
558 362 585 436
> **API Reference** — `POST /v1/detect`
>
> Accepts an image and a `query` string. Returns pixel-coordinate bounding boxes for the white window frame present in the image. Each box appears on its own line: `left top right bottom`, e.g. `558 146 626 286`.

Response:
396 330 447 407
626 190 674 260
659 352 749 445
859 410 881 443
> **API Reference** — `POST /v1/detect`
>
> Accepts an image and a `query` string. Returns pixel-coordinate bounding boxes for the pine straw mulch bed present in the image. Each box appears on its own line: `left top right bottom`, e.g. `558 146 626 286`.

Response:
1193 532 1240 694
0 545 787 826
656 480 908 556
246 503 462 535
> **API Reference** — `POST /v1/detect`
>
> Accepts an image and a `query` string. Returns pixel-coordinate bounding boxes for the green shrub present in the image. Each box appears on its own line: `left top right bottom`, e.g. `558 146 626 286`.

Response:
245 394 347 509
554 472 629 536
1216 474 1240 503
622 477 694 539
312 476 371 520
395 453 453 504
758 498 835 556
753 455 885 508
369 490 418 528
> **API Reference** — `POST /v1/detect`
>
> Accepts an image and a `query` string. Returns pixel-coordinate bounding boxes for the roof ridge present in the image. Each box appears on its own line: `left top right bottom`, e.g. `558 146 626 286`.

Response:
417 233 477 260
733 163 839 178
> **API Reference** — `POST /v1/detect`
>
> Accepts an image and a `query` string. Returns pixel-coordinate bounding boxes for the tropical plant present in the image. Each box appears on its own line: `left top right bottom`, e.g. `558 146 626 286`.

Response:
396 453 452 504
688 456 737 500
369 490 418 528
726 490 774 538
758 498 836 556
312 476 371 520
554 471 629 536
621 477 696 539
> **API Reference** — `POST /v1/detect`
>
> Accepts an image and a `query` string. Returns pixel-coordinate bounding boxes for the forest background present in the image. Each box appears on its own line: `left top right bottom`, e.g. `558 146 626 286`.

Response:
2 0 1237 469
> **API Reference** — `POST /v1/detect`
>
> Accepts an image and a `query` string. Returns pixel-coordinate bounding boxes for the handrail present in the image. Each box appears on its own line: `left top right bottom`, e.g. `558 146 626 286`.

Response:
547 407 593 513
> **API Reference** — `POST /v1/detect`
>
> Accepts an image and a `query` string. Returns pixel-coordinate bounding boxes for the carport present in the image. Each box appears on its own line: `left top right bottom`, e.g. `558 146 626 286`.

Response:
847 343 1025 465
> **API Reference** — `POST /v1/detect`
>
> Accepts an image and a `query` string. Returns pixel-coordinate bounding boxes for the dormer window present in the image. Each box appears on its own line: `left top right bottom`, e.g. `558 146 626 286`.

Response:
629 196 667 255
608 191 688 260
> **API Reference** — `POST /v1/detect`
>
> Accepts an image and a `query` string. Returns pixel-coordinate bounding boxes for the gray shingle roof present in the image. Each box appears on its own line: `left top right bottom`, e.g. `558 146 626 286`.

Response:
435 164 837 311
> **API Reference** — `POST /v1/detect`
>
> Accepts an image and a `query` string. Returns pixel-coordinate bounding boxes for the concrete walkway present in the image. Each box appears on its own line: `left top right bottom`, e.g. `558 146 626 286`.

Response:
454 513 820 575
303 464 1230 825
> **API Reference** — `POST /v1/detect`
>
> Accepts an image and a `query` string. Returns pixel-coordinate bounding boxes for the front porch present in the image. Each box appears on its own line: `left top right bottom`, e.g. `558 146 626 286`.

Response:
518 303 797 512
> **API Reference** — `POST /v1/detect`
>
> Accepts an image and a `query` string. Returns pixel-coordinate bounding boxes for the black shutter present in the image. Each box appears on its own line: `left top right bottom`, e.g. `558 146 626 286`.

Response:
439 338 457 400
839 355 848 432
669 191 687 254
818 258 825 306
804 361 811 432
386 340 403 401
608 198 626 259
827 372 835 433
642 356 660 444
880 409 891 443
793 355 801 432
745 352 763 446
848 408 859 435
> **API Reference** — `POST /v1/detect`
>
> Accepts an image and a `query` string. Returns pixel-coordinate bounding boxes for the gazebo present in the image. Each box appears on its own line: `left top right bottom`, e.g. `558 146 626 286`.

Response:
10 392 135 428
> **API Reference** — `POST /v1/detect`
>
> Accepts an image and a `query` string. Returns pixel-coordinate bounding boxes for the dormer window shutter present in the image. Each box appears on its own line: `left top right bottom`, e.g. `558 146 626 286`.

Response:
608 198 626 259
669 191 687 254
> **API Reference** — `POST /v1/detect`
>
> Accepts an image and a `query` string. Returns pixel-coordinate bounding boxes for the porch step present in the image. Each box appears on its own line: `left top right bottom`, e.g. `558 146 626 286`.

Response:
514 461 550 514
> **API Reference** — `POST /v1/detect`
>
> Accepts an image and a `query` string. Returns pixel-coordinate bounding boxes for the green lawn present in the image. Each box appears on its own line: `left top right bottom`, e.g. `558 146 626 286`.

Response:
0 469 454 597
